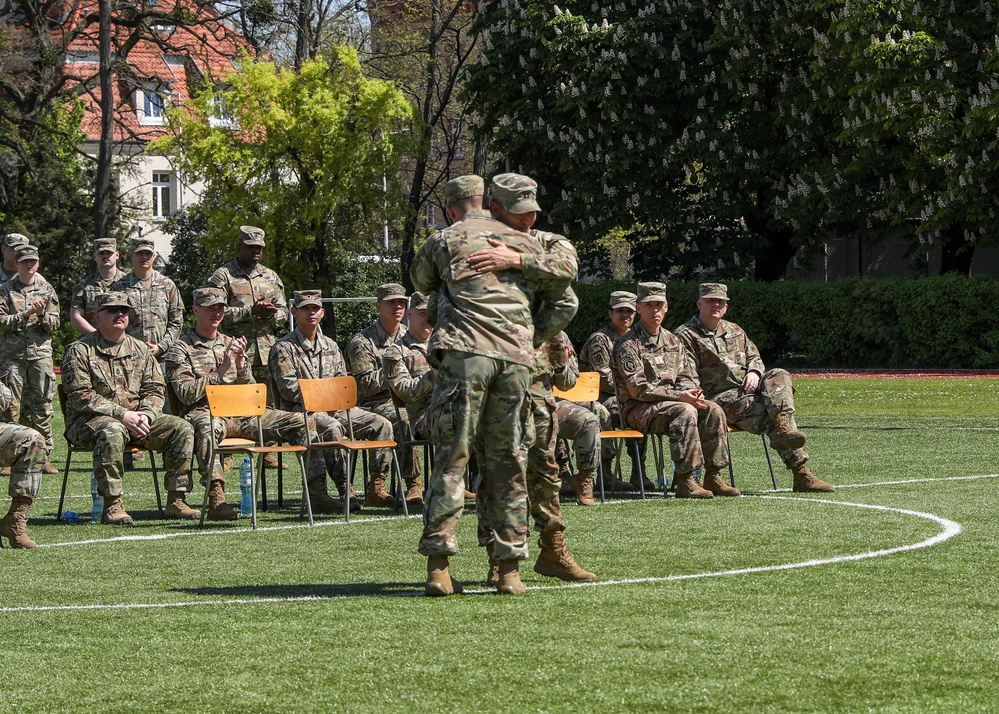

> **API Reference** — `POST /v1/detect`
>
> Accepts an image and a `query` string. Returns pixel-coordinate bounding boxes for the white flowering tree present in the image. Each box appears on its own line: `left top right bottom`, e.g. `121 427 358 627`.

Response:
466 0 999 279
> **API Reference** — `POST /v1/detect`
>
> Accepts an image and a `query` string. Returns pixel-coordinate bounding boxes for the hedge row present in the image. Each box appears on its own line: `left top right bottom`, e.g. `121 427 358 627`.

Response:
569 276 999 369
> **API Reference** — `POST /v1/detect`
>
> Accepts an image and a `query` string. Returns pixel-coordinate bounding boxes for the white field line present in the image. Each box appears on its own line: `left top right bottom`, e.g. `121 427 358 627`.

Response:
0 493 962 613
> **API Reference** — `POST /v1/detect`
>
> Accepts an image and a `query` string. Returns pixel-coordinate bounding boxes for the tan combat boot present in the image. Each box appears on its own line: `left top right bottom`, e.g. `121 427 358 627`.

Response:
364 474 394 507
674 473 713 499
263 453 281 470
101 495 134 525
43 458 59 475
792 464 835 492
307 479 347 514
534 530 596 582
165 490 201 520
771 412 806 450
600 459 631 493
496 559 526 595
405 476 424 506
703 470 741 497
425 555 464 597
330 473 362 513
485 541 500 587
570 471 596 507
0 494 37 548
207 480 238 521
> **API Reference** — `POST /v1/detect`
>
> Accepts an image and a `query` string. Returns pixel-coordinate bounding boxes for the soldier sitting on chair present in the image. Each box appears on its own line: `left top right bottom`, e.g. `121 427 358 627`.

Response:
674 282 834 493
61 292 196 525
0 382 47 548
164 287 331 521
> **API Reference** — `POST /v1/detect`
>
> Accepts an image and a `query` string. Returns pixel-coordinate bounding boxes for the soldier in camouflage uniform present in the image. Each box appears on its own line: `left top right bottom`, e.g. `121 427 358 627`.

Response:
70 237 122 336
612 282 731 498
674 282 835 493
164 287 328 520
0 382 47 548
577 290 649 492
0 233 33 283
346 283 424 504
61 292 196 525
0 243 60 474
269 290 395 512
112 238 184 359
553 348 609 507
382 291 435 440
412 173 578 596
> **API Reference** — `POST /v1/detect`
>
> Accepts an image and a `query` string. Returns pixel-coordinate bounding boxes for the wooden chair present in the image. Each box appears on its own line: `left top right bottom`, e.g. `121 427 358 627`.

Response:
726 424 778 490
552 371 649 503
55 384 163 520
298 376 405 523
202 383 308 529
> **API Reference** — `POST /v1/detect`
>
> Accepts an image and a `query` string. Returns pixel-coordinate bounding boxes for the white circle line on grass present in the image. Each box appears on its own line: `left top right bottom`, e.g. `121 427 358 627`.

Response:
0 495 962 613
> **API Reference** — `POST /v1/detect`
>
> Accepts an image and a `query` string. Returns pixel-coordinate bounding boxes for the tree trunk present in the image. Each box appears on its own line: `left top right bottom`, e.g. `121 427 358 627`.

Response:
938 224 974 276
93 0 114 241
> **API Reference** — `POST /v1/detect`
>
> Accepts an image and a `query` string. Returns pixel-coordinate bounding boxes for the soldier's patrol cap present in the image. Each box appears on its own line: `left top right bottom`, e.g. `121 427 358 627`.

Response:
609 291 637 310
95 291 131 310
409 291 428 311
293 290 323 308
698 282 729 301
3 233 28 248
192 287 228 307
14 244 39 262
442 175 485 206
130 237 155 254
490 173 542 214
377 283 407 301
93 237 117 253
637 281 668 303
239 225 266 247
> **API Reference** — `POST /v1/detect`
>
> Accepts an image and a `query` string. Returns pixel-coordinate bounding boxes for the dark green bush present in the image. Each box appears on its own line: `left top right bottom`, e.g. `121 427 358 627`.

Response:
567 276 999 369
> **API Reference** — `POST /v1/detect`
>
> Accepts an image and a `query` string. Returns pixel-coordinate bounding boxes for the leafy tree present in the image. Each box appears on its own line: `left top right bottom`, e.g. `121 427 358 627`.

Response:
153 49 417 294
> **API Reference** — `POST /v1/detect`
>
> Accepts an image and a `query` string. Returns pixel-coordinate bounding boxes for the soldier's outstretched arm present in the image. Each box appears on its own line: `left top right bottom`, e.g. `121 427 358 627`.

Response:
522 231 578 288
532 285 578 345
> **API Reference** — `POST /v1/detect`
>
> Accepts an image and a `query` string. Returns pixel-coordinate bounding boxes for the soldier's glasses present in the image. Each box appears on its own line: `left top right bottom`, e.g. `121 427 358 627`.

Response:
102 307 130 315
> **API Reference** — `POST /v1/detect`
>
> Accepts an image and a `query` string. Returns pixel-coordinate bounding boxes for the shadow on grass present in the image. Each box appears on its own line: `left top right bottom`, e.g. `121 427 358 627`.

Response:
171 582 424 599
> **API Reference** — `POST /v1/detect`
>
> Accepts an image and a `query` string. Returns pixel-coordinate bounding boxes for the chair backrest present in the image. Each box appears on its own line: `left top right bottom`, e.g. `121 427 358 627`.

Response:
57 383 68 418
166 381 182 416
298 376 358 414
205 383 268 418
552 371 600 403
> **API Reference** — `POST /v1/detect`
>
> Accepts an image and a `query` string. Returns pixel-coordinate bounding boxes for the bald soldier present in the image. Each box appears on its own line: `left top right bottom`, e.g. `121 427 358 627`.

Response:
0 243 60 474
61 292 197 525
611 282 733 498
412 173 578 596
0 382 47 548
674 282 834 492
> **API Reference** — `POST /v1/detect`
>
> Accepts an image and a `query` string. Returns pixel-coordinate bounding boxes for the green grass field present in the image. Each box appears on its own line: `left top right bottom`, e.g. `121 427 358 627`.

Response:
3 378 999 712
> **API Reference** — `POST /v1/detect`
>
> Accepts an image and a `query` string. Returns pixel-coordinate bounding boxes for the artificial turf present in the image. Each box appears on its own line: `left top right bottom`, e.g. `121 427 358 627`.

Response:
1 378 998 712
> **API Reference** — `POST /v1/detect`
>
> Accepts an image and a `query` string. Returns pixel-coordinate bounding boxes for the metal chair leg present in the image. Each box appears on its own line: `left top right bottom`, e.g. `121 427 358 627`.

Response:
149 451 163 516
762 434 778 490
299 453 314 526
56 448 74 520
726 439 736 488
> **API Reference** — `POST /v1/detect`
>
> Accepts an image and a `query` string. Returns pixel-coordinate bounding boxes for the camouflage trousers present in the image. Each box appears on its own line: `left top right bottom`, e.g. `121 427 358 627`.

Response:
625 401 729 476
712 368 807 468
418 351 530 561
594 395 647 466
1 421 46 497
314 408 395 489
554 399 601 476
0 357 55 452
67 414 195 496
185 407 320 485
363 400 421 485
478 390 564 544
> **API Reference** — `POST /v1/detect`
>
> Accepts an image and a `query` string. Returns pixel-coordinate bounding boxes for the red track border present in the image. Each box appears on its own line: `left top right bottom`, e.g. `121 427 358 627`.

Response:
791 369 999 379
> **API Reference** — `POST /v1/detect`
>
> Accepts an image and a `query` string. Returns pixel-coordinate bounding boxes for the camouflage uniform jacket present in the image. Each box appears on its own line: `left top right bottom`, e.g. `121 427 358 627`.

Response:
384 333 434 421
70 268 121 327
269 328 346 411
0 266 46 283
163 329 254 418
112 270 184 355
206 259 288 366
674 317 766 399
578 324 619 398
0 276 60 361
612 323 697 417
531 331 577 398
410 213 576 368
346 320 407 408
61 332 165 433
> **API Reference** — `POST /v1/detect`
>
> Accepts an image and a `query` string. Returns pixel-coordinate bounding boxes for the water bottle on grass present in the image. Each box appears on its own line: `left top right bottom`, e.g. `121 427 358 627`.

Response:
239 458 253 517
90 473 102 525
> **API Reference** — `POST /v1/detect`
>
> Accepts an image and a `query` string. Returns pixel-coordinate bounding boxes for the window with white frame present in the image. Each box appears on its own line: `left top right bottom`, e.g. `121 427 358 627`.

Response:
137 88 167 125
151 172 172 218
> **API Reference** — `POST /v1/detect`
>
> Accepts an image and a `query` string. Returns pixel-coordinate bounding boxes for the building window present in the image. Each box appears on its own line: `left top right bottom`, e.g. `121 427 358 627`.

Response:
137 89 167 125
151 172 172 218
